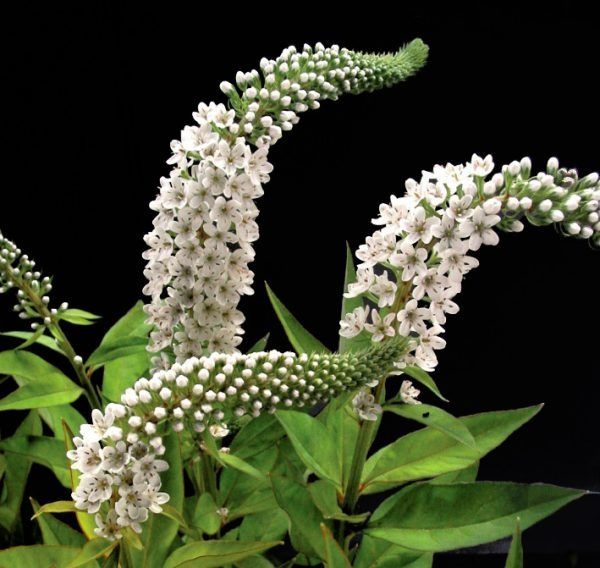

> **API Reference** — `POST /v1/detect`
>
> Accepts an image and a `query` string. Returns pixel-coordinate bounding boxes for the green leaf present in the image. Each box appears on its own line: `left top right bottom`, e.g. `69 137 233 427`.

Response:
102 351 149 402
384 403 475 447
0 350 83 411
164 540 281 568
271 474 330 560
308 480 369 523
354 535 433 568
192 492 221 535
276 410 341 488
87 336 148 367
505 518 523 568
0 411 41 531
402 366 448 402
339 243 371 354
230 414 285 460
247 333 270 353
321 523 352 568
31 500 78 518
66 538 116 567
208 447 267 482
60 308 102 325
235 556 276 568
30 498 86 547
366 481 585 552
0 435 71 487
265 283 329 354
129 433 184 568
0 545 83 565
160 503 190 531
101 301 150 343
430 461 479 484
0 328 64 355
239 508 289 542
361 405 542 494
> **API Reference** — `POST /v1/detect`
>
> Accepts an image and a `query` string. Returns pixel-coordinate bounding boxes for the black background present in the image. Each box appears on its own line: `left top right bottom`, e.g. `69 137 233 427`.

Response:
1 3 599 565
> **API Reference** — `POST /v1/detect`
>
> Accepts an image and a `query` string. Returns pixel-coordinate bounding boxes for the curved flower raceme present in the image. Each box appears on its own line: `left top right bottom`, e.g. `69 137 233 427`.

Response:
341 155 600 375
69 337 409 539
143 40 428 362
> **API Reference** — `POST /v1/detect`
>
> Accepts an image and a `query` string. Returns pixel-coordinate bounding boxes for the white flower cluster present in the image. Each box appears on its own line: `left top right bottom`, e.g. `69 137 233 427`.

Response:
70 337 408 538
143 40 428 363
341 155 600 376
0 230 68 328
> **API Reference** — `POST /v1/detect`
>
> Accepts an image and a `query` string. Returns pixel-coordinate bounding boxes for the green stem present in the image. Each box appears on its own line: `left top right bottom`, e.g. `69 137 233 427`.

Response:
338 378 387 548
201 452 218 500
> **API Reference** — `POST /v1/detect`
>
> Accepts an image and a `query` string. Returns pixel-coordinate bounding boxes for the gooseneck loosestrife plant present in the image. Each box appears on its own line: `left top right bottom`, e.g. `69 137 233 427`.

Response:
0 40 597 567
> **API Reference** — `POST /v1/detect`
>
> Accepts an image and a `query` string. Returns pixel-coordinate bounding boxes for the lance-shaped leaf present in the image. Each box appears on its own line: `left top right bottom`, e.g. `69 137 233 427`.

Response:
66 538 116 567
308 480 369 523
1 330 64 355
87 336 148 367
366 481 585 551
265 283 329 354
271 474 330 560
0 411 41 531
384 403 475 447
248 333 270 353
321 523 352 568
239 508 289 542
230 414 285 460
361 405 542 494
0 545 84 565
60 308 101 325
276 410 341 488
30 498 86 547
192 492 221 535
0 435 71 487
0 350 82 411
402 365 447 402
505 518 523 568
164 540 281 568
353 535 433 568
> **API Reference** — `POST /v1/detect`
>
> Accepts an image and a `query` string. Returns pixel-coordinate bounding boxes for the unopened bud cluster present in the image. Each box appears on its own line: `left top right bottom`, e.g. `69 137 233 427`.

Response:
0 231 68 328
69 337 409 538
143 41 428 363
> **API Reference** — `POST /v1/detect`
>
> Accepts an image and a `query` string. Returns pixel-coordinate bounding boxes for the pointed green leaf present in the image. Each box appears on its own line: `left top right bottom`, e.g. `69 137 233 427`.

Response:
164 540 281 568
31 500 78 518
276 410 341 488
402 366 448 402
384 403 475 447
366 482 585 552
321 523 352 568
0 411 41 531
354 535 433 568
102 351 149 402
30 498 86 547
230 414 285 460
101 301 149 343
239 508 289 542
60 308 101 325
430 461 479 484
362 405 542 494
192 492 221 535
129 433 184 568
0 545 83 565
1 331 64 354
308 480 369 523
87 336 148 367
66 538 116 567
248 333 270 353
0 435 71 487
271 474 330 560
265 283 329 354
505 518 523 568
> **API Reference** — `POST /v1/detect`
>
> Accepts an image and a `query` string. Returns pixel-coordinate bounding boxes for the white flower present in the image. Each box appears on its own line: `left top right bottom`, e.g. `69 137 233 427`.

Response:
116 483 149 521
144 485 170 514
389 241 428 282
446 194 474 223
339 306 369 338
80 409 115 443
431 213 463 251
429 289 459 325
102 441 131 473
210 197 243 231
470 153 494 177
344 266 374 298
401 206 440 244
161 178 188 210
213 140 247 175
370 272 397 308
399 380 421 405
437 243 479 282
459 206 500 250
245 146 273 185
94 510 123 540
412 268 445 301
352 389 382 421
416 325 446 362
132 455 169 486
372 195 411 232
68 440 103 474
396 299 430 337
209 424 230 438
364 309 396 342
